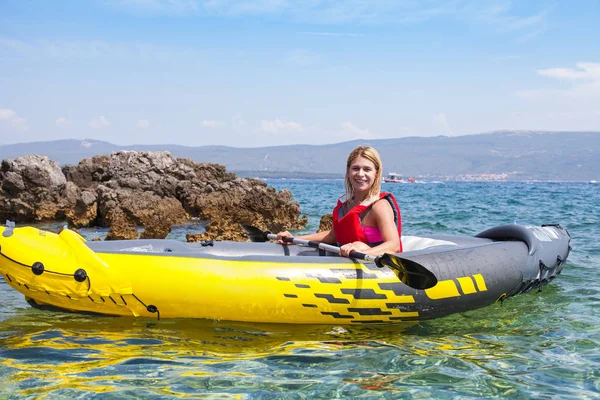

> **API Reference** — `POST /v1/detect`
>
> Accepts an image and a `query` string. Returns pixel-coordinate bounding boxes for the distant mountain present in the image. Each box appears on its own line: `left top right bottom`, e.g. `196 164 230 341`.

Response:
1 131 599 181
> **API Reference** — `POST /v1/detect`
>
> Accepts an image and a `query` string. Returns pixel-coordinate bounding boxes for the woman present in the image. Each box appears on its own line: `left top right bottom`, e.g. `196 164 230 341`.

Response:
277 145 402 256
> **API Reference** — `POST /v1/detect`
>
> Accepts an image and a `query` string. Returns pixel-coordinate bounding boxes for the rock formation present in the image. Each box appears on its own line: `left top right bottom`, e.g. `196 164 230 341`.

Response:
317 214 333 233
0 155 73 222
1 151 307 241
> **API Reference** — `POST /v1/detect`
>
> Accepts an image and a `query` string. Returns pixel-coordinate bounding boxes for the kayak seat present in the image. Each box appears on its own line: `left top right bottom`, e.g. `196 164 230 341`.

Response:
401 236 457 252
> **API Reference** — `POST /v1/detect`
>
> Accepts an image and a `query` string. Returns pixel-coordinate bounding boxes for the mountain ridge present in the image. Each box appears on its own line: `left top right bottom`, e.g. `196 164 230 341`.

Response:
1 131 599 181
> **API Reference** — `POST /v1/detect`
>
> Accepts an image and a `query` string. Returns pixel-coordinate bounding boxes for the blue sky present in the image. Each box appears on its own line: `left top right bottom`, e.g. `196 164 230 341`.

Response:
1 0 599 147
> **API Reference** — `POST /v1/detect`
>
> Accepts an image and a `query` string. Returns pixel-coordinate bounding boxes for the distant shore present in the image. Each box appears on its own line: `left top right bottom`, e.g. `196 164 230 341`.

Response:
235 170 597 182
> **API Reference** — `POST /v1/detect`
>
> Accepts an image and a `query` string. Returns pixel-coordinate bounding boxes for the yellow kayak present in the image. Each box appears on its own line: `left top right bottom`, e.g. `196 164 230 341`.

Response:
0 222 570 324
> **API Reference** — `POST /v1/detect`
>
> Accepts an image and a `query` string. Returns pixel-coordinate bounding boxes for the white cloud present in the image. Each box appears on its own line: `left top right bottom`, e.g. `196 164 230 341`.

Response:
88 116 110 129
104 0 551 35
0 109 16 120
0 108 27 129
260 119 303 133
56 117 75 127
200 0 459 24
201 120 224 127
136 119 150 129
205 0 286 15
433 112 453 135
109 0 199 14
472 2 552 41
517 62 600 100
515 62 600 130
340 122 375 139
538 62 600 81
0 37 204 64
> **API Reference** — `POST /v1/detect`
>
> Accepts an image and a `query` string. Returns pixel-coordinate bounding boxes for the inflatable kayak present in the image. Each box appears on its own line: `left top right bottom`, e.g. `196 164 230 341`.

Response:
0 221 570 324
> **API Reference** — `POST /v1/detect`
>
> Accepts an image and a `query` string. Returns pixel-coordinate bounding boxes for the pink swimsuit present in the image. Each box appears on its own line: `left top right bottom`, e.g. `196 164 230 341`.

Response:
362 225 383 244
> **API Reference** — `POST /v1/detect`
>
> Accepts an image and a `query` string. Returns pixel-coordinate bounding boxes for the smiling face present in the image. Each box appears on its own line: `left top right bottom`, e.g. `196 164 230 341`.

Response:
344 145 383 201
347 155 380 201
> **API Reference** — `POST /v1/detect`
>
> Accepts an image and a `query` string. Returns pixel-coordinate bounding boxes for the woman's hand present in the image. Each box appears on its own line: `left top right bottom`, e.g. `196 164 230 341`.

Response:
276 231 293 245
340 241 370 257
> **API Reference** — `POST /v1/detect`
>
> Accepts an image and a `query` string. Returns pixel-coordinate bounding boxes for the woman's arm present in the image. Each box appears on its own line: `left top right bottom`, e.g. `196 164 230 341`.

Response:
276 228 337 245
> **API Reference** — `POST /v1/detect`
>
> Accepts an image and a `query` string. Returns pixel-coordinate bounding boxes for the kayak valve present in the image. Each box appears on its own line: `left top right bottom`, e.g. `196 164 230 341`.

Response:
32 262 45 276
74 268 88 282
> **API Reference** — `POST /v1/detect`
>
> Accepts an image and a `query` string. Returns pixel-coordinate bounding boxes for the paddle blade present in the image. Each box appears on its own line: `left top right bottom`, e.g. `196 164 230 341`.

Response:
377 254 438 290
239 224 269 242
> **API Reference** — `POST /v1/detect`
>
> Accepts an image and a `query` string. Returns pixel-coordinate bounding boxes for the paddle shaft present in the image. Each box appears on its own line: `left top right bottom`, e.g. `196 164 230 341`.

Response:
265 233 378 263
241 224 438 290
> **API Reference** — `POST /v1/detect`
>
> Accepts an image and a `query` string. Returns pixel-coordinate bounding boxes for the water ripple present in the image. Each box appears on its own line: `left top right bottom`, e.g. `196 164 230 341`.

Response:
1 181 599 398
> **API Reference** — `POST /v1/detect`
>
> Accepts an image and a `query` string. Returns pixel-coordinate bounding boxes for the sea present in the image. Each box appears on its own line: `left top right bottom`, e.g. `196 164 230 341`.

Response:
0 180 598 399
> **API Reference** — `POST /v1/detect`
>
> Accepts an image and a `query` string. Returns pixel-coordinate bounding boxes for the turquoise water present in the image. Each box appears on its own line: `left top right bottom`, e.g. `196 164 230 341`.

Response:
1 181 599 398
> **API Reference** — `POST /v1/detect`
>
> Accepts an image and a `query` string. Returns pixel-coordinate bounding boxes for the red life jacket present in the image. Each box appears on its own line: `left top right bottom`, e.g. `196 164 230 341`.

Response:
332 192 402 251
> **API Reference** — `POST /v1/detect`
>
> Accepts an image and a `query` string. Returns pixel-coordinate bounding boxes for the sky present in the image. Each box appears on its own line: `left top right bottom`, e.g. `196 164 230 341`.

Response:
0 0 599 147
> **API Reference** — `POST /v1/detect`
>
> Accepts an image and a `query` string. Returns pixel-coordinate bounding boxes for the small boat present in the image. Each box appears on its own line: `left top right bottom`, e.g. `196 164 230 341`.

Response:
383 173 404 183
0 222 570 324
383 173 418 183
590 180 598 184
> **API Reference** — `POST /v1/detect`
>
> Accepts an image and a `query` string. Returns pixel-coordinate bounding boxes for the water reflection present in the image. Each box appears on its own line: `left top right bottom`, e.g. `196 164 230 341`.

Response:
0 312 419 396
0 290 593 398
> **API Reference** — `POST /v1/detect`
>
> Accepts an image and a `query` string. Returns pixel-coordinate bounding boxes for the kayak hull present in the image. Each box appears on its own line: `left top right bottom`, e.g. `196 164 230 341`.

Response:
0 223 571 324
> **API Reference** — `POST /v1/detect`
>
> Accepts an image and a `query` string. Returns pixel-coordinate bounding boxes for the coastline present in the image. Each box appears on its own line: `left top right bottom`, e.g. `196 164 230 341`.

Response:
237 170 598 183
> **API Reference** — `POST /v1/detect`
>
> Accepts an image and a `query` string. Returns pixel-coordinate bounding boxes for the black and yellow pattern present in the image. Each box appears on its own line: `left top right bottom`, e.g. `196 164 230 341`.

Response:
274 265 491 323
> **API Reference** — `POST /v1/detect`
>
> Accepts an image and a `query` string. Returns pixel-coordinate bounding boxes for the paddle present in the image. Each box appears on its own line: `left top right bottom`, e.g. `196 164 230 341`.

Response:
241 224 438 290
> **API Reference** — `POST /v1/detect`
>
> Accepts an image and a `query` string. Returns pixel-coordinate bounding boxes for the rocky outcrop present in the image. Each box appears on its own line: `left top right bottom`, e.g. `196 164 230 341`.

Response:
1 151 307 241
104 211 139 241
317 214 333 233
0 155 75 222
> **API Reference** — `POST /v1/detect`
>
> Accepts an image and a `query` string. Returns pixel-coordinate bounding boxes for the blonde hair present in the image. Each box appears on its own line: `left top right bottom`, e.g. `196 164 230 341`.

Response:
344 145 383 201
